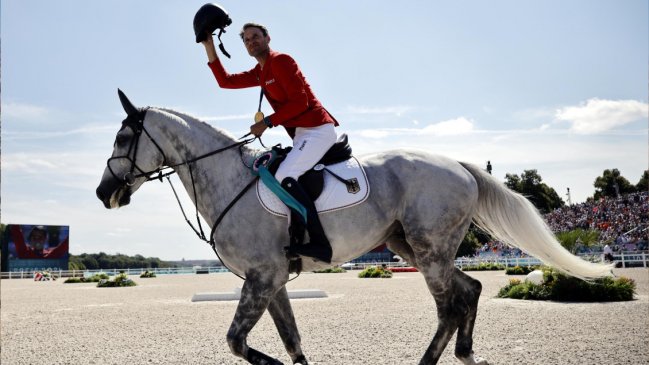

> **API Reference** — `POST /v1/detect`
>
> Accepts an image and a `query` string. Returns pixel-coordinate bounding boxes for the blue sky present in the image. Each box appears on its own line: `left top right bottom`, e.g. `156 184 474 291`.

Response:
2 1 647 260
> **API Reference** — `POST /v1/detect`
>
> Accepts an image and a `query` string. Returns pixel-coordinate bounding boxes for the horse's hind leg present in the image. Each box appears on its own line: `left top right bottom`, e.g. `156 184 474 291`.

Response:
267 286 308 364
227 269 284 365
452 268 487 365
418 260 460 365
418 263 488 365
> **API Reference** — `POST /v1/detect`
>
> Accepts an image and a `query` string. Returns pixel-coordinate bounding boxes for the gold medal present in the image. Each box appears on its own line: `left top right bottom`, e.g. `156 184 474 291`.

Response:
254 111 265 123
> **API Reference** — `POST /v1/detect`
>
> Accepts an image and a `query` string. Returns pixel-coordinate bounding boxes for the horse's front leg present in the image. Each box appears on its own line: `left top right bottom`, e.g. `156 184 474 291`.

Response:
227 269 286 365
267 286 308 365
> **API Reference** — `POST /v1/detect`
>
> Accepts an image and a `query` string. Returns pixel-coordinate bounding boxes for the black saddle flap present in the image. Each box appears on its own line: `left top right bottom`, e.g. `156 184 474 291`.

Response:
318 134 351 166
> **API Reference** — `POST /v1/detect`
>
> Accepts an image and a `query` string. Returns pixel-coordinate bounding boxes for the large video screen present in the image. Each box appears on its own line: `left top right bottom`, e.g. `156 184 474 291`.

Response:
2 224 69 272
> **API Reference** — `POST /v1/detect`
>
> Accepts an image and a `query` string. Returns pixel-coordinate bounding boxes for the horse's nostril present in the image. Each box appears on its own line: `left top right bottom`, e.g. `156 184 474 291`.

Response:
96 187 105 201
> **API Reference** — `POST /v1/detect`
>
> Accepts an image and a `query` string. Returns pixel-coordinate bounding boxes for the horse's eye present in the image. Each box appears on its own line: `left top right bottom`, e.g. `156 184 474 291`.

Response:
114 135 130 148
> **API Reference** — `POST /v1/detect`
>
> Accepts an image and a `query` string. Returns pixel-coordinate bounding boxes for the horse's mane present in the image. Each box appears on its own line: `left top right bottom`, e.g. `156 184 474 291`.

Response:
156 107 238 143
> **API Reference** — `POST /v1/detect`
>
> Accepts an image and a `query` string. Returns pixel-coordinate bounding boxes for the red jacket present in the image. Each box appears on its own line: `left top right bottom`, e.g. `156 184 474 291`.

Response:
208 51 337 138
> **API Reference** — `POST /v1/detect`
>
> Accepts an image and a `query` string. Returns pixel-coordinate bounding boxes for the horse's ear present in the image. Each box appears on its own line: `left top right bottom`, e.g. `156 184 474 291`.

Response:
118 89 139 117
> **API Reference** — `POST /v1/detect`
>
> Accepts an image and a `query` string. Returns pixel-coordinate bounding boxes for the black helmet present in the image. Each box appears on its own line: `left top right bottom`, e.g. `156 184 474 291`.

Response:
193 3 232 43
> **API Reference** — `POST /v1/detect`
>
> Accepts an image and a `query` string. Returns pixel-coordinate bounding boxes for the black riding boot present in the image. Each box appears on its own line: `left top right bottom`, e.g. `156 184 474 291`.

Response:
281 177 333 264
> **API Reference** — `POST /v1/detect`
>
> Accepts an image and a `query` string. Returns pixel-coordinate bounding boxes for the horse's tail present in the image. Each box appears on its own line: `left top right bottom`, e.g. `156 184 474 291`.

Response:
460 162 613 280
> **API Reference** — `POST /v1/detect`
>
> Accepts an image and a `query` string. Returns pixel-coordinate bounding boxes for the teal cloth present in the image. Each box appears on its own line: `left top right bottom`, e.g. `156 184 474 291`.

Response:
258 166 308 223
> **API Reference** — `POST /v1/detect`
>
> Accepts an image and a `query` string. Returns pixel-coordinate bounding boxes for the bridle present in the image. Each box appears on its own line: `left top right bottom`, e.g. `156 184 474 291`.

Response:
105 107 263 280
107 108 164 186
106 108 255 186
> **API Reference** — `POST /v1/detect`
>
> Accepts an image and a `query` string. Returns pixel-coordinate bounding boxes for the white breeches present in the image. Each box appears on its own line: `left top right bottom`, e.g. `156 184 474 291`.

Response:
275 123 337 182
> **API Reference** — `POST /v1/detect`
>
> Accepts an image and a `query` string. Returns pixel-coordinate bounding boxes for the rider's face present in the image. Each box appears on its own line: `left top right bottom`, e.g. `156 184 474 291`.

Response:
29 230 47 250
242 28 270 58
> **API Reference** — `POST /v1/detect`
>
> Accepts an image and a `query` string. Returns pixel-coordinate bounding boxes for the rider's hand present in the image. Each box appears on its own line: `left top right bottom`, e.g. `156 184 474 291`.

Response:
201 33 214 47
250 121 267 138
201 34 218 63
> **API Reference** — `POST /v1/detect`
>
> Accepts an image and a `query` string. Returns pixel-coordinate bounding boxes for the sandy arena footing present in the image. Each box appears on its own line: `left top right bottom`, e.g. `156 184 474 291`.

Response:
1 268 648 364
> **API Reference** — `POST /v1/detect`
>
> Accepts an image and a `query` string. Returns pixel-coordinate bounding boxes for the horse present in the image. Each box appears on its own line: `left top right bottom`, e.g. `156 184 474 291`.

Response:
96 90 612 365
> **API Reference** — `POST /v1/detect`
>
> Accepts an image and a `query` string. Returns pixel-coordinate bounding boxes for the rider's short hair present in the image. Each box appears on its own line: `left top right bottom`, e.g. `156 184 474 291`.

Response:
240 23 269 40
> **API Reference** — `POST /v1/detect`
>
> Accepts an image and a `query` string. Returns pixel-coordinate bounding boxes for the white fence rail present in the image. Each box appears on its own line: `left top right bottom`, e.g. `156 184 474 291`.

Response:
0 266 229 279
453 252 648 269
1 252 647 279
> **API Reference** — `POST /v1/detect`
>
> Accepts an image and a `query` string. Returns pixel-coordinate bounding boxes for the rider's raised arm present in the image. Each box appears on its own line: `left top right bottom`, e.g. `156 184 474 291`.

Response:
203 35 259 89
9 225 32 258
207 58 259 89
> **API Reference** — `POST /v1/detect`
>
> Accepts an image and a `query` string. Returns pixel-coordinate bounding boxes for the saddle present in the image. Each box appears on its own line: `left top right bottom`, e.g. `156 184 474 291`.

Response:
267 134 353 200
251 134 365 274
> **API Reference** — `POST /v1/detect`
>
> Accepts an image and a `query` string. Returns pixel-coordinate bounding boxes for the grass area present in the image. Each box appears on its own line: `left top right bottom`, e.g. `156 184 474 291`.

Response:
498 267 635 302
64 273 109 284
97 273 136 287
505 265 540 275
358 266 393 278
461 263 505 271
140 270 157 278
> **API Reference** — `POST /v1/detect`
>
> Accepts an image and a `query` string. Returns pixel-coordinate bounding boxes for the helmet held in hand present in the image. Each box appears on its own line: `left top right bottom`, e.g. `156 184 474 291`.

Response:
193 3 232 43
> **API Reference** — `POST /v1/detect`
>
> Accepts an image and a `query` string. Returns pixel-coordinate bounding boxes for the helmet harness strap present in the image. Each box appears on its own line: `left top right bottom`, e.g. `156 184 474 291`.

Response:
216 29 231 58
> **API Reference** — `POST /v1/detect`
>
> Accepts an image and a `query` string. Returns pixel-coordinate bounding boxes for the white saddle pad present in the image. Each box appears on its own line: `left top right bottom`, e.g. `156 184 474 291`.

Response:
256 156 370 217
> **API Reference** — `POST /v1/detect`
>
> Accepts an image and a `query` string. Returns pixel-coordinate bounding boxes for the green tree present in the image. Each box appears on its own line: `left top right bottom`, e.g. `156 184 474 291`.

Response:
636 170 648 192
593 168 636 200
68 256 86 270
504 173 521 191
81 255 100 270
67 253 172 270
504 169 565 213
457 224 491 258
457 229 480 258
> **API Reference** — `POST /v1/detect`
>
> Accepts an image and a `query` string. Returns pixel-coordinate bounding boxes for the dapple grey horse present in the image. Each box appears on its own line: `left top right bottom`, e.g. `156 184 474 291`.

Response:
96 91 611 365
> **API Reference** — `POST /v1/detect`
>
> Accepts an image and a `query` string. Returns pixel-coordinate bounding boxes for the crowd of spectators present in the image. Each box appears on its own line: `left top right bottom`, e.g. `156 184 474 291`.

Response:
475 191 648 257
545 191 648 251
478 241 527 258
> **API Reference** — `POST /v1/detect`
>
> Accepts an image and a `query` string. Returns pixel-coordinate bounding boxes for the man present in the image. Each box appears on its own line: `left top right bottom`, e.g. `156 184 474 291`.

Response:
10 225 69 259
603 243 614 262
201 23 338 263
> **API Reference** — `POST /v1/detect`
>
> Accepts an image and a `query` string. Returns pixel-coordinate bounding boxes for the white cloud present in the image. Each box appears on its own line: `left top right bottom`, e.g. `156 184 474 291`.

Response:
555 98 648 134
420 117 474 135
3 124 117 140
356 117 475 138
3 153 61 172
345 105 413 116
1 101 50 120
359 130 391 139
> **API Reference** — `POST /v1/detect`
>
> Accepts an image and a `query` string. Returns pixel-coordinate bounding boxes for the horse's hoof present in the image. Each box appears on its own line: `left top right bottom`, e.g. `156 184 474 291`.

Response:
293 354 308 364
457 353 489 365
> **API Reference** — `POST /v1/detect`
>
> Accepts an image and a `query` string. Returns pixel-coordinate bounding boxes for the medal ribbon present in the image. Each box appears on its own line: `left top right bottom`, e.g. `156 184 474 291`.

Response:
258 88 264 113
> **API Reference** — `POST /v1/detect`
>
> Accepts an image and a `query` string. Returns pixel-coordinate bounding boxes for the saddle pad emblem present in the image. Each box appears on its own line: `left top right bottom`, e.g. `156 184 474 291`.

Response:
347 178 361 194
256 156 370 217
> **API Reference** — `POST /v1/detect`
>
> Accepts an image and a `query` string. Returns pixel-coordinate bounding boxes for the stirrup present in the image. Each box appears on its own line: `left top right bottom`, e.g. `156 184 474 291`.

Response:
285 243 332 264
284 246 301 261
